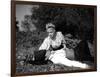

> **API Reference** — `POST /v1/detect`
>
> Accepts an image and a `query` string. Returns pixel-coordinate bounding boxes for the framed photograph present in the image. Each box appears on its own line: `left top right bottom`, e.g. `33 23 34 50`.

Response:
11 0 97 76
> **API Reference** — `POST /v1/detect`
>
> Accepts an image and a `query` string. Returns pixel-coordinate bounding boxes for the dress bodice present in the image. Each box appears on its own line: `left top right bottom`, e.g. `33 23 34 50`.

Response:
39 31 66 50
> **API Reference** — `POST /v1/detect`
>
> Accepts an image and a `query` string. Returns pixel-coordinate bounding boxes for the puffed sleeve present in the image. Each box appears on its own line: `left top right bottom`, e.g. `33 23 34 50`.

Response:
58 32 66 44
39 37 50 50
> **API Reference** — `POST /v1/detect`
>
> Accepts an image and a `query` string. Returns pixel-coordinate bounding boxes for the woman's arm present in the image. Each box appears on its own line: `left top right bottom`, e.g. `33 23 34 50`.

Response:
59 32 68 51
39 38 49 50
62 43 67 51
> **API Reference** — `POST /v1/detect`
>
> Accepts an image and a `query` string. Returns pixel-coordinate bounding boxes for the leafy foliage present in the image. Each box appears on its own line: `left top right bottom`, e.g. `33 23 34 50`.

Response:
31 5 94 41
16 5 95 73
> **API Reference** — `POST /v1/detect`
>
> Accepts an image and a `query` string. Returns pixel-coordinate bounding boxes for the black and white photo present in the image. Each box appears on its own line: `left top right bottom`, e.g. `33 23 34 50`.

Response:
11 1 97 76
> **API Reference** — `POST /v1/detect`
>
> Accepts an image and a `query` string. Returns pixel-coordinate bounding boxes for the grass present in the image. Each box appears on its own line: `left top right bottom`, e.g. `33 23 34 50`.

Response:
16 61 82 73
16 32 94 74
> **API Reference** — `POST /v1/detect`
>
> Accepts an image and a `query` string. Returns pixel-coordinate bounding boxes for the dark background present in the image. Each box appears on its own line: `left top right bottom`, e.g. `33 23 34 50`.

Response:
16 4 95 73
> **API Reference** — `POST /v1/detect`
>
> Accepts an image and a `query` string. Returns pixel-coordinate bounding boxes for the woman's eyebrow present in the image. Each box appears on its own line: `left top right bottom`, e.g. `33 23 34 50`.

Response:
48 32 52 33
48 31 53 33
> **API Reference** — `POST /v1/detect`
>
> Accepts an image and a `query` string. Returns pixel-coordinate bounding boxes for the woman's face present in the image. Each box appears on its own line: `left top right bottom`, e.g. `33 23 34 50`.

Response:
47 28 55 38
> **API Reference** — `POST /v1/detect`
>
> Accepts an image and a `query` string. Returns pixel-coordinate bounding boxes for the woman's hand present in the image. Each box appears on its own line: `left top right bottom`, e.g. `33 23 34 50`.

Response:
63 44 67 51
45 50 51 60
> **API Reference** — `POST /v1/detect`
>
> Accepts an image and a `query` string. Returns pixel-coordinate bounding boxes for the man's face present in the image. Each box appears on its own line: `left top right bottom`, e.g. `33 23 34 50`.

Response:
47 28 55 38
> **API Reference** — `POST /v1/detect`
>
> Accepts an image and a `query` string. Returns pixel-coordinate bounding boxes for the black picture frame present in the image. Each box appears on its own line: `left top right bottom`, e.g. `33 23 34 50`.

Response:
11 0 97 77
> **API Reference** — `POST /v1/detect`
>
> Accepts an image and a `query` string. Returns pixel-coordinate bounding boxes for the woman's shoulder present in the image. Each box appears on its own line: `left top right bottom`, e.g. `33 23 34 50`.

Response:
57 31 63 35
44 36 50 42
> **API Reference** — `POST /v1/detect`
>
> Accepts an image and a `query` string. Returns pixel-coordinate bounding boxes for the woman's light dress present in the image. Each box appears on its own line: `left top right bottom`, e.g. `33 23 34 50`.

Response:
39 32 88 68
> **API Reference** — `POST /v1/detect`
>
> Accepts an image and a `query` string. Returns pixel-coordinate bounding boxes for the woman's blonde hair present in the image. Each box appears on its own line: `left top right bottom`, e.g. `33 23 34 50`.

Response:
46 23 55 30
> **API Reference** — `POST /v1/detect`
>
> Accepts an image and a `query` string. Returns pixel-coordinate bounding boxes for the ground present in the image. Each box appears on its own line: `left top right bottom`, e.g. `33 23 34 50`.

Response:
16 32 95 74
16 62 83 73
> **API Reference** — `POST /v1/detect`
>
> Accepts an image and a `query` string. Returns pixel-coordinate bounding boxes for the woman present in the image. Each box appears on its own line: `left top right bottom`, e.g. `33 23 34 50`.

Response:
39 22 89 68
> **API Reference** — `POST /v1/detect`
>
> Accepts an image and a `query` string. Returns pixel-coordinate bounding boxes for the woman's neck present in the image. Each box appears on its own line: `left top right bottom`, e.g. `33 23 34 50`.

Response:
51 32 57 40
